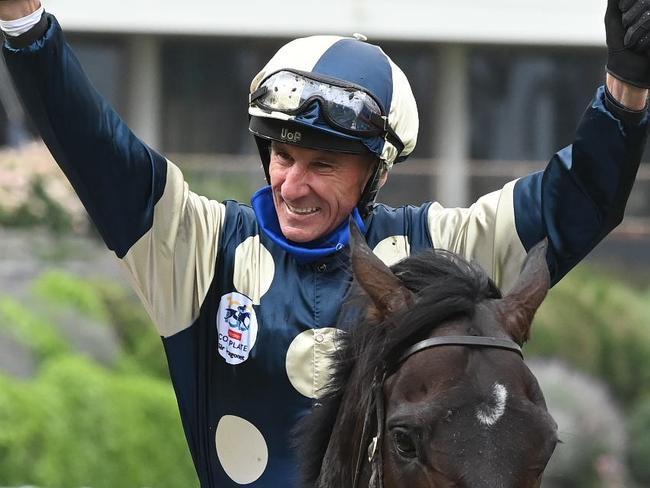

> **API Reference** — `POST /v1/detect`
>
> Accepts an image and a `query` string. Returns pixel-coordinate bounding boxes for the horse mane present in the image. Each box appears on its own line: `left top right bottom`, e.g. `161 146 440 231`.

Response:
293 249 502 487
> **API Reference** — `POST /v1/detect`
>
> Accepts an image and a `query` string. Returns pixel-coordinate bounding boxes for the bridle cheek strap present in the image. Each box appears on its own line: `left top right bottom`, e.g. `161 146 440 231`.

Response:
352 371 386 488
370 374 386 488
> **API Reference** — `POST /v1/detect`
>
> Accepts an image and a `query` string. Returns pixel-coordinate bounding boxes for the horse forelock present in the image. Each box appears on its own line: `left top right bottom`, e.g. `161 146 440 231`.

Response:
294 249 502 487
348 250 501 394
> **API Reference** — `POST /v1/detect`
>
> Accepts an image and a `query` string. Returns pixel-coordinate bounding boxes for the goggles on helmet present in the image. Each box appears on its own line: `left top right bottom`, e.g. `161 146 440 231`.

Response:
249 69 405 156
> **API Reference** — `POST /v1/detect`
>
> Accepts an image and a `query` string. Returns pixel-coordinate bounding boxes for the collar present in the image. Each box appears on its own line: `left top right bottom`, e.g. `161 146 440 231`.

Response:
251 186 366 264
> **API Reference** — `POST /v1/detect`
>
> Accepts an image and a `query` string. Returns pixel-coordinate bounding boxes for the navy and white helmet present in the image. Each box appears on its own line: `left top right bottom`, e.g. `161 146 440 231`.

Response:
248 35 419 177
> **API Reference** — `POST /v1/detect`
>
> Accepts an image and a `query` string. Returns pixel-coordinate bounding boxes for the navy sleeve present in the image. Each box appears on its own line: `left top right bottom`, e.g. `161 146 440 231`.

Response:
513 85 648 284
2 14 167 259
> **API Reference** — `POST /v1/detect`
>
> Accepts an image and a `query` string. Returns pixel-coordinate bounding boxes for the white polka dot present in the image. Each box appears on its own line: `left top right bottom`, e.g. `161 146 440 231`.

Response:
233 235 275 305
286 328 344 399
215 415 268 484
372 235 410 267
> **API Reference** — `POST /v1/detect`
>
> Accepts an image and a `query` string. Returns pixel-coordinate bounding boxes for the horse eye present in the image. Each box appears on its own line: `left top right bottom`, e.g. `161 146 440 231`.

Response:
392 429 417 459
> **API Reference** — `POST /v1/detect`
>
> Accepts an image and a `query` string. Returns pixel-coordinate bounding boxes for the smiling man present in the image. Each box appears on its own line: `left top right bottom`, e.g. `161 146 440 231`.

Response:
268 142 378 243
1 0 650 486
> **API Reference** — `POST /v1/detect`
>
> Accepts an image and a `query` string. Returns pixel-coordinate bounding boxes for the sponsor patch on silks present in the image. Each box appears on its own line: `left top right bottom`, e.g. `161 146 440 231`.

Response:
217 292 259 365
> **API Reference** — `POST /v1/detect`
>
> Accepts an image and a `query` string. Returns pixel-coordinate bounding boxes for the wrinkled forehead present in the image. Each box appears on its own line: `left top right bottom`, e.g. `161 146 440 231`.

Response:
251 35 394 112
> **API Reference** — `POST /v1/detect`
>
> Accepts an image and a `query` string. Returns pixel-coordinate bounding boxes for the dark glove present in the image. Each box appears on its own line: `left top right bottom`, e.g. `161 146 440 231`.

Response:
606 0 650 88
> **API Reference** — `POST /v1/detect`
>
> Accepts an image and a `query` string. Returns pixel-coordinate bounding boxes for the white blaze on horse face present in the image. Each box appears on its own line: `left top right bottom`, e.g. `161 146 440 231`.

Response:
476 383 508 427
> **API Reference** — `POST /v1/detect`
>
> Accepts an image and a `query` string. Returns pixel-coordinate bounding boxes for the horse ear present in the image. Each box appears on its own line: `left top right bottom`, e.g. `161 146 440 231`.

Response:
498 239 551 345
350 220 414 318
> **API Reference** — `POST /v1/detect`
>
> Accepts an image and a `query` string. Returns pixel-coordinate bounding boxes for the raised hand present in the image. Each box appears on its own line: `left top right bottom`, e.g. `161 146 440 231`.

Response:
620 0 650 51
606 0 650 88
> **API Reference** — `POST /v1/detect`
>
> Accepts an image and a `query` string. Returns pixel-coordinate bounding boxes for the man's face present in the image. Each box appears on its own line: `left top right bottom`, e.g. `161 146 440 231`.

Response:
269 142 376 243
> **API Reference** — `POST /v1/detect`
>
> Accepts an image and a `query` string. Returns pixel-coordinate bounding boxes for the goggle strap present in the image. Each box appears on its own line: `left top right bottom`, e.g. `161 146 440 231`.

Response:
385 127 405 155
369 112 387 130
249 86 268 105
369 112 405 156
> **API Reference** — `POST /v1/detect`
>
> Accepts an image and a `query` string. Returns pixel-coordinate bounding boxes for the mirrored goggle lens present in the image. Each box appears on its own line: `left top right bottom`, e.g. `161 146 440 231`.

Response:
253 71 384 134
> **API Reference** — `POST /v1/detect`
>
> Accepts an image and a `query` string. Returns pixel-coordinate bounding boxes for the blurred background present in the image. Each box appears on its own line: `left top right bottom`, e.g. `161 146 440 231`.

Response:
1 0 650 486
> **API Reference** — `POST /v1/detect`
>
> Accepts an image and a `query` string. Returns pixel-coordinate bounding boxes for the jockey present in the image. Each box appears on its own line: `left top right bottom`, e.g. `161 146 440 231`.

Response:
1 0 649 486
246 35 419 264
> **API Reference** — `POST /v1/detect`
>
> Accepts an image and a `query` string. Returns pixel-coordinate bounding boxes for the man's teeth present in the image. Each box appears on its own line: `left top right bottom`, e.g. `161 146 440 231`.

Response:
286 203 318 215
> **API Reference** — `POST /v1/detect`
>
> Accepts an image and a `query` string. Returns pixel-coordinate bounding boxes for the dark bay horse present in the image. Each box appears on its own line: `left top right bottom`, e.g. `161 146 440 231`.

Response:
294 225 558 487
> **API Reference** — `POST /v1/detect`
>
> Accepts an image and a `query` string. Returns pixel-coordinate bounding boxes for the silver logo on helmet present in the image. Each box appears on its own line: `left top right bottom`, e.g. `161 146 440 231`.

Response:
280 128 302 143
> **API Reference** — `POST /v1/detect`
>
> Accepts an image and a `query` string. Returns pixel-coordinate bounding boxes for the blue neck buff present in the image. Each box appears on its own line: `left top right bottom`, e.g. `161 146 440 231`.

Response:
251 186 366 264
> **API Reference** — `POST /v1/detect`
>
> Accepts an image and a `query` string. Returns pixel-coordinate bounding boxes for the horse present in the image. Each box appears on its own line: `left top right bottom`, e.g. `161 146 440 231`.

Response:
294 224 559 488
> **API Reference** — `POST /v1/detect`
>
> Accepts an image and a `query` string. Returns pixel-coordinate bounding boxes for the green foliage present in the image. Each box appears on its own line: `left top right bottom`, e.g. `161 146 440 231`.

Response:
0 267 186 485
629 395 650 484
28 269 167 377
0 297 69 360
0 374 48 482
33 270 110 323
527 266 650 407
90 279 169 378
0 356 196 487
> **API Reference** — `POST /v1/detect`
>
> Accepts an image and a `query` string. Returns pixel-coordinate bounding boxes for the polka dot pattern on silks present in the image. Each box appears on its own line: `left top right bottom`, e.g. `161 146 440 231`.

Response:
215 415 269 484
372 235 410 267
233 235 275 305
285 327 344 399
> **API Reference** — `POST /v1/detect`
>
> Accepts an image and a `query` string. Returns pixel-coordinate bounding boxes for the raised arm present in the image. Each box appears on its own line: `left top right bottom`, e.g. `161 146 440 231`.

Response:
1 7 169 257
523 0 650 282
428 0 650 291
1 5 226 337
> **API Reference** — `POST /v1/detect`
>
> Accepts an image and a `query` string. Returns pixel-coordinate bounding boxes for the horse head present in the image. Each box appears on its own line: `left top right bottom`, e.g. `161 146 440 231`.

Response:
295 223 558 488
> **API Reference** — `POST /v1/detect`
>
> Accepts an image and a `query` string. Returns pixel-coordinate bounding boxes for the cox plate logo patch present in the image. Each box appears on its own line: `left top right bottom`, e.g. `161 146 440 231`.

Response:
217 292 259 365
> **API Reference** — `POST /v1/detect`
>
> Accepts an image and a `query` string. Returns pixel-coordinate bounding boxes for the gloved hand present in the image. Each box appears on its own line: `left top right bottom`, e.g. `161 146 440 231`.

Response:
606 0 650 88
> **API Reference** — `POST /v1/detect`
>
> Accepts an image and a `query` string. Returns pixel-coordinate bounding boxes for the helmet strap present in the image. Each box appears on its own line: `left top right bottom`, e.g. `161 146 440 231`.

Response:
358 160 385 218
254 136 272 184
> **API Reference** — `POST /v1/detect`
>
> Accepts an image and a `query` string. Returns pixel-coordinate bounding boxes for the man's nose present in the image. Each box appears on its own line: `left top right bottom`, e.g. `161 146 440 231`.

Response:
281 163 310 200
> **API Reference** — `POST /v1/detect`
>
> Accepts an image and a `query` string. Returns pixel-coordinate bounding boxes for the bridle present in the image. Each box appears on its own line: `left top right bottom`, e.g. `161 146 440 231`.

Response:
352 335 523 488
350 335 523 488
